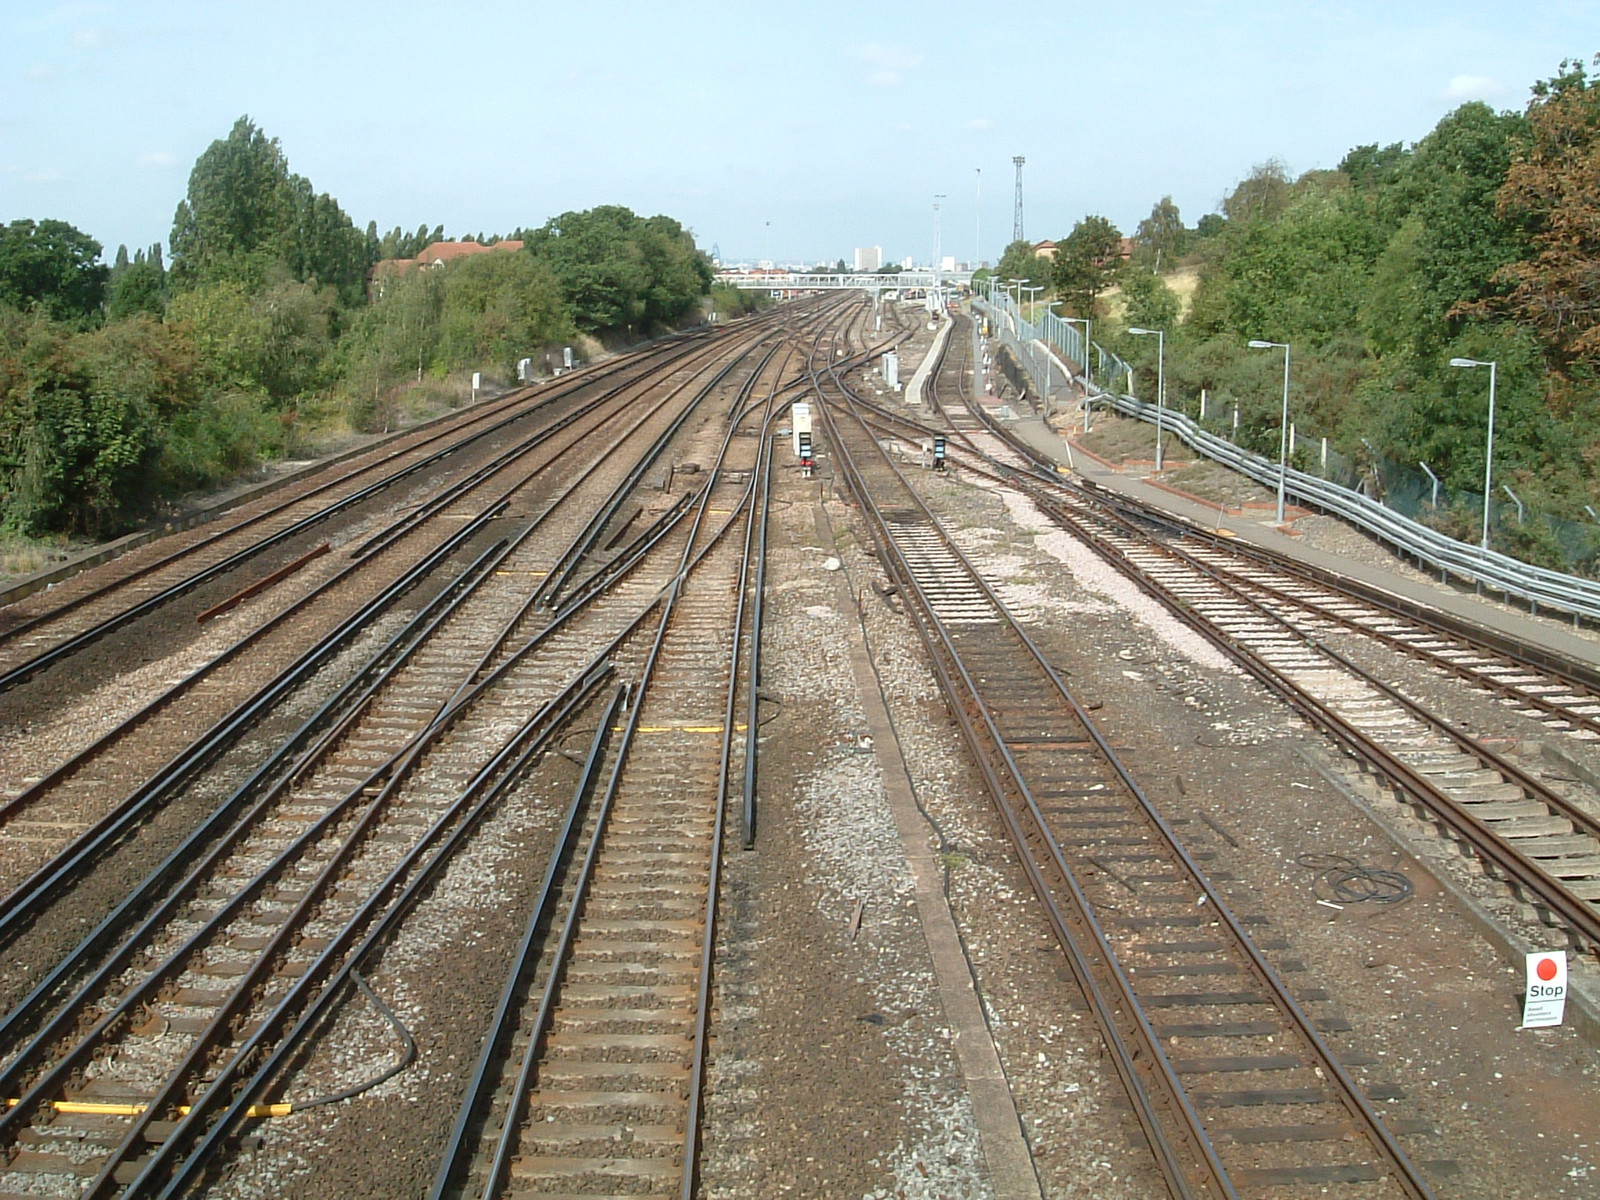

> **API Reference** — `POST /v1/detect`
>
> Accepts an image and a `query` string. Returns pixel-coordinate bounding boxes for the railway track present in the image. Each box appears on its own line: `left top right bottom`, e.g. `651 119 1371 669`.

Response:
0 296 855 1197
0 314 801 897
425 312 816 1200
893 313 1600 953
813 347 1445 1198
0 329 727 688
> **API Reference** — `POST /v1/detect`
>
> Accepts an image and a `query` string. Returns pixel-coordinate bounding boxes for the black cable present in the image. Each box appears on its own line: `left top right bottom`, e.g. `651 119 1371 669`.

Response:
1295 852 1413 905
291 972 419 1111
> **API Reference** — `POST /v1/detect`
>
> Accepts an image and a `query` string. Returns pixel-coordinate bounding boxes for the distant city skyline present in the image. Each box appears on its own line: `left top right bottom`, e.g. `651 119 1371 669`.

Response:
4 1 1597 268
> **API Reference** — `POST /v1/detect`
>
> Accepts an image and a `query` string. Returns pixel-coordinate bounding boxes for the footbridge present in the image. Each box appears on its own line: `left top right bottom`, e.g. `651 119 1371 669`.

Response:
713 270 973 292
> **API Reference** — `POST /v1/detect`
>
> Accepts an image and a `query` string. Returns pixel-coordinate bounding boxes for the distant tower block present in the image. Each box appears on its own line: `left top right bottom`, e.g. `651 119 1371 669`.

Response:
1012 155 1026 243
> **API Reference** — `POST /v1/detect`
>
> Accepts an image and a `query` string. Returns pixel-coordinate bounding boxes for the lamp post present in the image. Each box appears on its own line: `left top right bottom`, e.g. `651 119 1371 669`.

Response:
1020 283 1042 320
1248 339 1292 523
1021 285 1044 408
1127 326 1166 470
933 194 946 291
1059 315 1093 432
1450 356 1499 550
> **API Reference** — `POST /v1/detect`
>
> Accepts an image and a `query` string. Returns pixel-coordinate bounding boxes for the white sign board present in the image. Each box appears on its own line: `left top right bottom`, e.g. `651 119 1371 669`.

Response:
471 372 481 390
1522 951 1567 1028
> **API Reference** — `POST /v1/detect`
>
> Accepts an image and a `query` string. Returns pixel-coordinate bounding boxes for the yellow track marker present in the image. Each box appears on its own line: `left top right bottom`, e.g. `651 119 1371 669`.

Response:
7 1098 294 1118
617 724 748 734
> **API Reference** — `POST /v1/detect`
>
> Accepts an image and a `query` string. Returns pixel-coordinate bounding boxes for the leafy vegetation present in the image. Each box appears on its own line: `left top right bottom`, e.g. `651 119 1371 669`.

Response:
1031 55 1600 567
0 117 715 543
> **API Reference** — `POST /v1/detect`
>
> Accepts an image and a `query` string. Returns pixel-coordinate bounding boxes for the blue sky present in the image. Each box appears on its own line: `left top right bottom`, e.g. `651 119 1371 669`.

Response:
3 1 1598 267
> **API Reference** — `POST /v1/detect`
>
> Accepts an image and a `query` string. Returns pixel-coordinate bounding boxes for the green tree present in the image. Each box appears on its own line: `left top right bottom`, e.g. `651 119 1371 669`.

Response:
437 251 571 376
0 313 201 535
0 219 109 321
107 245 168 321
169 117 297 289
168 274 337 403
1120 268 1181 332
1131 196 1187 269
993 239 1047 289
1222 160 1293 225
1052 216 1123 318
524 205 711 334
1363 102 1523 360
169 116 371 302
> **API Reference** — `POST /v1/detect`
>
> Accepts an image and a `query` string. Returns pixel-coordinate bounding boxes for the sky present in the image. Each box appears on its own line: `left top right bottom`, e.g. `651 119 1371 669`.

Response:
4 0 1599 269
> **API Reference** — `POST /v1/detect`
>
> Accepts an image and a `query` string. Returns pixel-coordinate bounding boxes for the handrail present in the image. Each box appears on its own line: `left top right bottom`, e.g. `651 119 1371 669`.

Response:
973 294 1600 623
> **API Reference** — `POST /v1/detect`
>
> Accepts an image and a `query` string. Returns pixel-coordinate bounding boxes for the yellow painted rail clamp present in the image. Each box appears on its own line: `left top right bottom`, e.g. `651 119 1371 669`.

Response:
7 1097 294 1118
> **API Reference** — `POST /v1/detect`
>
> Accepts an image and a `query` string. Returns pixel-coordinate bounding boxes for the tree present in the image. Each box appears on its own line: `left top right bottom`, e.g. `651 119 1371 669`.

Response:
0 219 109 321
1121 268 1181 331
167 274 337 403
169 116 371 302
169 117 297 289
1215 182 1386 345
0 313 201 535
107 244 167 321
994 240 1047 289
437 252 572 377
1222 160 1293 225
1490 56 1600 370
523 205 711 334
1131 197 1187 269
1363 102 1523 359
1052 216 1123 318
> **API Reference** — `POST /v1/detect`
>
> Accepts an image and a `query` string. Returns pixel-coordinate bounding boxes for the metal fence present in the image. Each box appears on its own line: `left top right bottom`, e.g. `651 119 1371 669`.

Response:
972 293 1600 624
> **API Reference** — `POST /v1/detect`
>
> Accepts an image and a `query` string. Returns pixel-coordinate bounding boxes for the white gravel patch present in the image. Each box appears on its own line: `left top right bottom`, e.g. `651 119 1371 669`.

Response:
995 487 1239 673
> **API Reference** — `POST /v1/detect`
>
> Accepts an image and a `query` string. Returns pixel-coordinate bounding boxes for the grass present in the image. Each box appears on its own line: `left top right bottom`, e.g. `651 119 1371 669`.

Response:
0 533 79 582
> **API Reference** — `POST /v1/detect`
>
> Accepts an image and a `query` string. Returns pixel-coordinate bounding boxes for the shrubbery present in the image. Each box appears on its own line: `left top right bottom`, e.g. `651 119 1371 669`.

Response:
0 118 714 541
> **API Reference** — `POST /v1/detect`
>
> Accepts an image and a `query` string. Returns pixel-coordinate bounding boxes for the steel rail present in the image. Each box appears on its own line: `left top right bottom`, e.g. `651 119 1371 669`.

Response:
940 311 1600 731
742 424 776 847
426 302 841 1200
133 663 616 1200
0 308 826 1199
814 368 1224 1200
0 500 507 948
816 353 1439 1200
927 334 1600 951
0 315 776 695
426 685 624 1200
0 655 612 1197
0 319 778 869
0 321 769 1050
0 534 512 1058
680 343 794 1200
0 342 683 691
531 331 784 607
1005 479 1600 952
0 316 733 644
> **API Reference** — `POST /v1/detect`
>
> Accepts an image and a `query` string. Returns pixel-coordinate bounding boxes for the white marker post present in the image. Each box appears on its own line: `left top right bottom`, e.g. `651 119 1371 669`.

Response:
1521 951 1567 1028
471 371 481 403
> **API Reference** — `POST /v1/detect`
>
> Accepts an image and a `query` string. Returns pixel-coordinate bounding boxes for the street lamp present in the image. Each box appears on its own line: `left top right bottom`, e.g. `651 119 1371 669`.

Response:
1450 356 1499 551
1127 327 1166 471
1059 315 1093 432
1248 339 1292 523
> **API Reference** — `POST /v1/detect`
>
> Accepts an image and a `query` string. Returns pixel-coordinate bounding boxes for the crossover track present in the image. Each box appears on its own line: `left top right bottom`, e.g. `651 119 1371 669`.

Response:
0 296 866 1198
814 349 1442 1200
